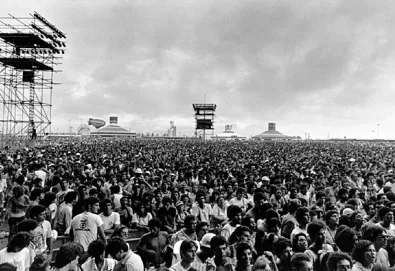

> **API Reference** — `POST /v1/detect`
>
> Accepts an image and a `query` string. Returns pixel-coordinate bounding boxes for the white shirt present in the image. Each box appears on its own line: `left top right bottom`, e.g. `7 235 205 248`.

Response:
34 169 47 186
71 212 103 251
31 220 51 254
81 257 116 271
0 247 30 271
0 179 7 193
221 223 238 241
99 212 121 231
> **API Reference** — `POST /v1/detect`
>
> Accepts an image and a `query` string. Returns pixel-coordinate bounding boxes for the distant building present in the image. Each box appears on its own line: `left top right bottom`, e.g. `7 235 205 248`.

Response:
212 125 246 140
252 123 293 140
91 117 136 137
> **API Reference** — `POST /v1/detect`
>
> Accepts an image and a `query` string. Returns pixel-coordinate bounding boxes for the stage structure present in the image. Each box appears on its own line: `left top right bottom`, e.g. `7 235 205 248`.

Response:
0 12 66 148
192 103 216 139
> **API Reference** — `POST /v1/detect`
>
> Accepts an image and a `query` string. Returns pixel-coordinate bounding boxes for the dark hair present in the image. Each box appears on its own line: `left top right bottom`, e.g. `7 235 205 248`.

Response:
288 200 300 214
295 207 309 224
30 254 49 271
106 237 129 258
148 218 162 229
236 241 252 261
229 226 251 245
7 232 29 252
253 192 265 202
326 252 352 271
184 215 197 226
210 235 227 250
325 210 339 224
162 196 172 205
84 196 99 210
135 202 147 217
291 253 312 270
54 243 80 269
64 191 78 204
307 220 326 241
29 205 46 219
227 205 242 219
362 224 384 242
273 237 292 257
338 188 348 198
378 206 392 219
352 240 373 263
30 188 43 201
111 225 129 238
334 225 357 253
89 187 98 196
180 240 198 258
0 263 17 271
87 240 106 259
100 198 113 210
196 221 209 233
40 192 56 207
292 232 308 253
17 219 38 233
363 201 374 213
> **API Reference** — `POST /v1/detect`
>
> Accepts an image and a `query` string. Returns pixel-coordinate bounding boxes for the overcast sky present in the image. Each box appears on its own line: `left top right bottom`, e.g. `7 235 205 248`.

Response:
2 0 395 139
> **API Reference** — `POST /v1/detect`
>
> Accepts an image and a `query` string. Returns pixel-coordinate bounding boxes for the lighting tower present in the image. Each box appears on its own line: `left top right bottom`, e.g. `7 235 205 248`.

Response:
0 12 66 148
192 103 216 140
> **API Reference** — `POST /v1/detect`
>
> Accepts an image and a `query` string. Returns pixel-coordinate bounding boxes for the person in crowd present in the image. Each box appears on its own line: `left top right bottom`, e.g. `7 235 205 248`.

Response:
221 206 243 241
212 195 228 228
376 207 395 236
290 207 310 241
0 233 30 271
137 218 170 268
326 252 353 271
115 196 134 228
280 199 299 240
362 224 390 268
196 233 216 265
81 240 116 271
6 186 30 238
235 242 254 271
292 233 308 253
132 202 153 232
99 198 121 235
334 225 358 256
290 253 313 271
272 237 292 271
246 192 266 222
324 210 340 247
228 188 249 213
111 224 130 240
25 188 44 219
52 243 80 271
29 254 50 271
196 221 209 242
206 235 235 271
170 240 199 271
191 191 213 224
170 215 197 247
69 196 106 251
228 226 255 260
54 191 78 235
106 237 144 271
157 197 177 234
351 240 376 271
29 205 52 260
305 220 333 268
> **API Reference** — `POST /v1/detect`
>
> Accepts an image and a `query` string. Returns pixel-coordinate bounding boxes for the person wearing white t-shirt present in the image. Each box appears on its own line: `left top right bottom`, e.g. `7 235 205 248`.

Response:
29 205 52 258
70 197 107 251
106 237 144 271
99 199 121 235
0 233 31 271
228 188 249 213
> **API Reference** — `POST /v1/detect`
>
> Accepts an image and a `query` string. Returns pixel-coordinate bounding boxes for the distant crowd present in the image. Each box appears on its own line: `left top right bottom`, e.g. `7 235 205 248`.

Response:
0 138 395 271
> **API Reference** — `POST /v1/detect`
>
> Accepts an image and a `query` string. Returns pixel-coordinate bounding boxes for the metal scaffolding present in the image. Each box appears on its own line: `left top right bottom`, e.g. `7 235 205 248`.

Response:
0 12 66 149
192 103 216 140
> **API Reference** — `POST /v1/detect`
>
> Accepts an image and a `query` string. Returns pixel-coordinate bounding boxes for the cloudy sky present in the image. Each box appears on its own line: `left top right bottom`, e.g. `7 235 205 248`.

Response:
2 0 395 139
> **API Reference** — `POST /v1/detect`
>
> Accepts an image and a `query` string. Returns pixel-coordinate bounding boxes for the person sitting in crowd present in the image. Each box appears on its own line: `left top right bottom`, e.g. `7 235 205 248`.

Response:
106 237 144 271
99 198 121 235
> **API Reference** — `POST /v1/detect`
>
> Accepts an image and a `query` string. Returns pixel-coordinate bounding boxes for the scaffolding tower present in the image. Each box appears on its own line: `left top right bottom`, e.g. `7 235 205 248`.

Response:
192 103 216 139
0 12 66 148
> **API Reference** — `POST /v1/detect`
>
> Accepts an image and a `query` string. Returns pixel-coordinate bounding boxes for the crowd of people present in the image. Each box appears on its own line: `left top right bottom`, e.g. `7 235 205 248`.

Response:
0 138 395 271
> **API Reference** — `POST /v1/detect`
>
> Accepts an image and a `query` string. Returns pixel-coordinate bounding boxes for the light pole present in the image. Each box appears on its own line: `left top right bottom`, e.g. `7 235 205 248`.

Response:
377 124 380 139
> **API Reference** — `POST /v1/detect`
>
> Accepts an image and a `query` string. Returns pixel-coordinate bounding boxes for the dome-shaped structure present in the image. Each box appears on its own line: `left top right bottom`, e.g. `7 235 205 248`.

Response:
91 117 136 137
252 123 292 140
212 125 246 140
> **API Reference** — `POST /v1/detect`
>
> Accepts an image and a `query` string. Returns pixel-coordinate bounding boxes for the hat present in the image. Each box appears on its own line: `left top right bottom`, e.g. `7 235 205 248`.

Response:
135 168 143 174
262 176 270 181
200 233 216 248
176 201 184 207
342 208 354 216
145 171 151 175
